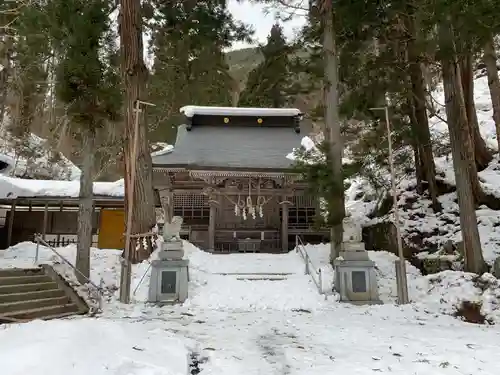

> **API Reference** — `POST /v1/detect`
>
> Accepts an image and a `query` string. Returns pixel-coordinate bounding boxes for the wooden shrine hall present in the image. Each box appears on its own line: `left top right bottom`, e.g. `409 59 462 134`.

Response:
152 106 329 254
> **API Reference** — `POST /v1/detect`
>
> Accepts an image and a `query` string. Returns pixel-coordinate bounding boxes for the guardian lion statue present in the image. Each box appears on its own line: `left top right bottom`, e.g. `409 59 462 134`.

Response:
162 216 183 242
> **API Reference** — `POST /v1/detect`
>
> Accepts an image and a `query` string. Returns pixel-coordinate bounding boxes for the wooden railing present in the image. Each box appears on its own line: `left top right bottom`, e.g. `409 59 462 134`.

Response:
28 234 99 248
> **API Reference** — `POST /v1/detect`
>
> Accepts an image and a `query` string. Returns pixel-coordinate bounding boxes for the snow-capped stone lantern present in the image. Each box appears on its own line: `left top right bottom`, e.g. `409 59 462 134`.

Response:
334 216 381 305
148 216 189 304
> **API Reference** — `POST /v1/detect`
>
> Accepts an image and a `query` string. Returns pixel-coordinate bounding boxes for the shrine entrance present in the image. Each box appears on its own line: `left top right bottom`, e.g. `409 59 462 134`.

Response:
214 193 281 253
208 177 279 253
152 104 329 253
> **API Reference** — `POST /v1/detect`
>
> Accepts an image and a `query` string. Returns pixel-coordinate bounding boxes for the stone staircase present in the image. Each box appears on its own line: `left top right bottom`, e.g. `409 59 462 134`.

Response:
218 272 293 281
0 265 89 323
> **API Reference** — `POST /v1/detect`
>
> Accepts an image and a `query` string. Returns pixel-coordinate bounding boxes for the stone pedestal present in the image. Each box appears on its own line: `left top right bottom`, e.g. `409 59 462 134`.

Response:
159 240 185 260
148 240 189 304
334 217 381 304
334 246 381 305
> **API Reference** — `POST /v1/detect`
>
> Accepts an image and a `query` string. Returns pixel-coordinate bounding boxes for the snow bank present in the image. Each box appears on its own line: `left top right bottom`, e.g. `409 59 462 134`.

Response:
2 240 499 322
411 271 500 324
151 142 174 156
0 132 81 180
0 319 188 375
366 184 500 265
302 243 500 323
431 75 498 151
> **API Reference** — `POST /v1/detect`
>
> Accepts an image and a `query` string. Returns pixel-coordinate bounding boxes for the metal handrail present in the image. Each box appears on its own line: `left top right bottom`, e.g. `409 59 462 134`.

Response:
295 235 323 294
133 262 152 296
34 233 106 310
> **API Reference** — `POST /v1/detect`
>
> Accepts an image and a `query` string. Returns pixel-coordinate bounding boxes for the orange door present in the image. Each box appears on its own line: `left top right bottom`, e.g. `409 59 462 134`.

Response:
98 209 125 249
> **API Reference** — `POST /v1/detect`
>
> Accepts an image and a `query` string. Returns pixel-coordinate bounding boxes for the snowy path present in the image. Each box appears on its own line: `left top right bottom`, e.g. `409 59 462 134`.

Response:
180 243 330 311
4 305 498 375
130 307 500 375
187 245 307 275
0 318 189 375
2 242 500 374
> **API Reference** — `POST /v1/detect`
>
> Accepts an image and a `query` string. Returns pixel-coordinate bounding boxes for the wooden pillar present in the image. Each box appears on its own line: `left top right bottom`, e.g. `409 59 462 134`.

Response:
7 199 17 247
208 196 217 252
42 202 49 241
90 202 95 247
281 198 289 252
58 201 63 246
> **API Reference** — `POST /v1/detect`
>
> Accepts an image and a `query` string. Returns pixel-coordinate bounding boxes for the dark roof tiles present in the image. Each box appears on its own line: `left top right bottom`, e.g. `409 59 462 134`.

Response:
152 124 303 170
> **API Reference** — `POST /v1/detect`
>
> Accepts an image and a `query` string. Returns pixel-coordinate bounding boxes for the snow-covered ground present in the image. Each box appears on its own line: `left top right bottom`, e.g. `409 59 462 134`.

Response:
0 132 81 180
380 74 500 266
1 241 500 374
431 75 498 151
0 318 189 375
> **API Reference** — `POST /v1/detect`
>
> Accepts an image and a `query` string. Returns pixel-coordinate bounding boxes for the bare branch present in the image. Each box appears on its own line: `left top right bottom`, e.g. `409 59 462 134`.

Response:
255 0 308 22
1 0 32 30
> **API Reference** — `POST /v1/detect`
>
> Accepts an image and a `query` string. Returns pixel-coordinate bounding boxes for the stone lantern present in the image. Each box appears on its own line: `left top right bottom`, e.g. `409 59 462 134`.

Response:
148 216 189 304
334 217 381 305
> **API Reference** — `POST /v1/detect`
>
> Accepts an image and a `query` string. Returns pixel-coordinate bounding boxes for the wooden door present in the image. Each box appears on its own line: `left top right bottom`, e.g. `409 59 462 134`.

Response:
98 209 125 249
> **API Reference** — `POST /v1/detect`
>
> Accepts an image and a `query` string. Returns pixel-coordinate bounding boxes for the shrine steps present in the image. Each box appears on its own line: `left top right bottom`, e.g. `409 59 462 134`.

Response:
0 266 89 323
217 272 293 281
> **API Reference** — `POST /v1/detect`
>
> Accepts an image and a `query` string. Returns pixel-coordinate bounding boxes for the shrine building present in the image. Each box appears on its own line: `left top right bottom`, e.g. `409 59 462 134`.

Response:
152 106 329 253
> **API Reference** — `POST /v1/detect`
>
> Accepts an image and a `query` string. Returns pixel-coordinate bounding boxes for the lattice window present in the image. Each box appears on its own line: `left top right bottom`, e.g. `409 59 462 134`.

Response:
173 192 209 223
279 195 317 228
288 207 316 227
174 193 208 207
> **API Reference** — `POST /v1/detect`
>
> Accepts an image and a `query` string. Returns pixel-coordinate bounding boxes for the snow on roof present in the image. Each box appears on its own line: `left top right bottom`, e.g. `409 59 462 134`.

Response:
180 105 302 118
0 175 124 200
150 142 173 157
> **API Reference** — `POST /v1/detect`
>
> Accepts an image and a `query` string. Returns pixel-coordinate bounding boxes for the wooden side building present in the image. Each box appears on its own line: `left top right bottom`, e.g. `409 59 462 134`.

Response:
152 106 329 253
0 178 130 250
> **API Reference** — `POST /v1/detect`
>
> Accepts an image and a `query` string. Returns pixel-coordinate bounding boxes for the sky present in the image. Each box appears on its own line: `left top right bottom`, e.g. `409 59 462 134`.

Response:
228 0 307 50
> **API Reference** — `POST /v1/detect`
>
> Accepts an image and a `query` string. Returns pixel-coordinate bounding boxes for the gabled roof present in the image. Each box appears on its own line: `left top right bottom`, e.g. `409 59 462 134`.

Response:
152 106 305 171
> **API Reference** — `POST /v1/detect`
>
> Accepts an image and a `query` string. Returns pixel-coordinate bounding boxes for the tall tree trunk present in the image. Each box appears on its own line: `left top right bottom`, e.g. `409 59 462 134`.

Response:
119 0 156 263
456 54 487 203
15 83 36 136
438 22 487 274
483 34 500 153
460 52 492 170
322 2 345 263
405 13 441 212
76 127 94 283
408 100 424 194
0 36 12 125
